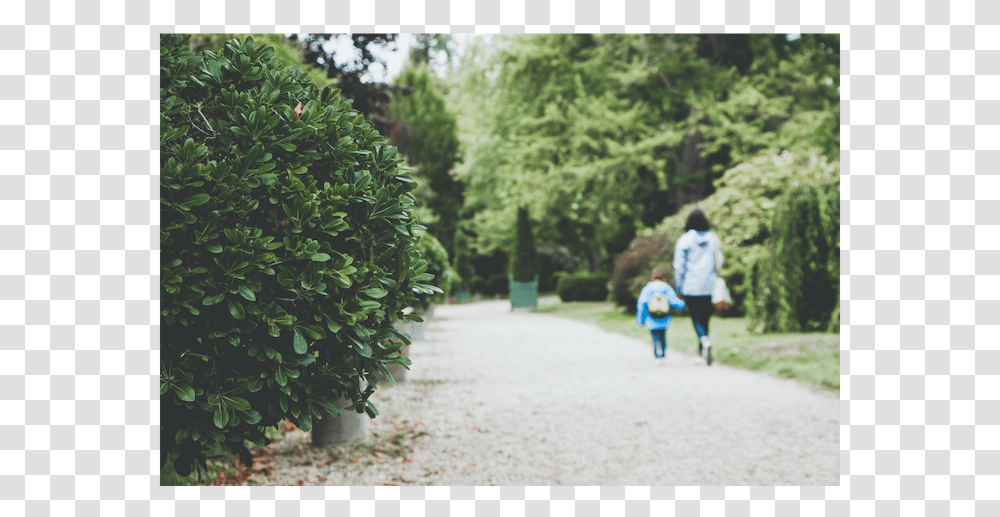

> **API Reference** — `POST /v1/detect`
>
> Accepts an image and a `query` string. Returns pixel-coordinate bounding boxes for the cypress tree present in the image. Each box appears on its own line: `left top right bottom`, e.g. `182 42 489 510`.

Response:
510 206 540 282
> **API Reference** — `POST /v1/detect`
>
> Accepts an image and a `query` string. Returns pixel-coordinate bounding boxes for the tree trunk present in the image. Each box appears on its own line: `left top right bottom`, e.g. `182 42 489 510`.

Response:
676 107 709 208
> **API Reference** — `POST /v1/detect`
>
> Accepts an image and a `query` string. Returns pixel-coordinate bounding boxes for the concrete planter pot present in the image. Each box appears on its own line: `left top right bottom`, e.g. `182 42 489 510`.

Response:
375 305 432 385
378 342 411 384
310 392 369 447
508 276 539 311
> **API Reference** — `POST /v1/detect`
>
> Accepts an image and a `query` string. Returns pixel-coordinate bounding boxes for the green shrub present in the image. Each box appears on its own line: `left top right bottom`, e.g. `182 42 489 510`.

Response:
556 271 609 302
471 250 509 295
159 35 438 479
474 273 510 296
609 231 676 312
510 206 539 282
412 229 453 310
538 246 577 292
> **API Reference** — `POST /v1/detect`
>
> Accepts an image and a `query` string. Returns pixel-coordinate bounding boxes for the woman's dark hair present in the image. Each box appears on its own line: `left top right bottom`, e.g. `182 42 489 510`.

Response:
685 208 710 232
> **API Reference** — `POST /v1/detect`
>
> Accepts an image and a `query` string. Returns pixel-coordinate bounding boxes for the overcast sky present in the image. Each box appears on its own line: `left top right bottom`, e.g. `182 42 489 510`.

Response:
322 34 486 84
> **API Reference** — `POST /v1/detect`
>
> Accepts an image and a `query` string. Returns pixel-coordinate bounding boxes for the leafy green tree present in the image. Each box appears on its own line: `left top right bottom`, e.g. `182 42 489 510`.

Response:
408 34 454 69
451 229 476 291
389 66 463 256
695 34 840 176
449 34 839 304
159 35 436 479
458 35 675 273
285 33 401 129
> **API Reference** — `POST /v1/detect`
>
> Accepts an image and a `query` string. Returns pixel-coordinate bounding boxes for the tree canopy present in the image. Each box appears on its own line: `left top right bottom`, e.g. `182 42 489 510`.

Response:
453 34 839 282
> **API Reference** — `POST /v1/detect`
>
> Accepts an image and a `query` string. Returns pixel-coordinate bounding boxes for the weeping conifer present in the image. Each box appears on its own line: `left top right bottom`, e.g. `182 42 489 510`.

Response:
745 181 839 333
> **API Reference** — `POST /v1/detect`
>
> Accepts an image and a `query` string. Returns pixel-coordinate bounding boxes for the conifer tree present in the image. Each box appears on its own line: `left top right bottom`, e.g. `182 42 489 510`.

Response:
510 206 539 282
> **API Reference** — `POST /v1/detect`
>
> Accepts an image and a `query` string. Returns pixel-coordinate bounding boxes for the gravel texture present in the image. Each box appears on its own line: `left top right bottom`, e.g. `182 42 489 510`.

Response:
236 299 840 486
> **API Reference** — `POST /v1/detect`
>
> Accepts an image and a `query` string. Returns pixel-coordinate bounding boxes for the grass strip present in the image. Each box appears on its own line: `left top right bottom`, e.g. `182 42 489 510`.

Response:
538 298 840 393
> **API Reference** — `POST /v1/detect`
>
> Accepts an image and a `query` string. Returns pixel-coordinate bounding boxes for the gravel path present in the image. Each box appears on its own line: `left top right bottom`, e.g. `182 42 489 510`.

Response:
244 299 840 486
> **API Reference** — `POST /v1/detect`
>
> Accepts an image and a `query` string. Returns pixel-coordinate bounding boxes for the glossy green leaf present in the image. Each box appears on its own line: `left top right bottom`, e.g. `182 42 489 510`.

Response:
361 287 388 298
238 284 256 301
226 297 245 319
292 329 307 354
187 193 211 207
213 405 229 428
173 384 196 402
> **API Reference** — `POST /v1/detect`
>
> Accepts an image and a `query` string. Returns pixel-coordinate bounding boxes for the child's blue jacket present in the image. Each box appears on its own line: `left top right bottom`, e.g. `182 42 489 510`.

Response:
636 280 686 330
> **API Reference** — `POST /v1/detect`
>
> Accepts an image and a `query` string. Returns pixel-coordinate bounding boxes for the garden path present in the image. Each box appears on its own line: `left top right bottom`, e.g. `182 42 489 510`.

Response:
347 298 841 486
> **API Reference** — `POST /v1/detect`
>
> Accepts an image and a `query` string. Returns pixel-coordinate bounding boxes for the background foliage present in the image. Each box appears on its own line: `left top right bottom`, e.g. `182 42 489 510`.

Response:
388 66 463 257
610 150 839 330
743 180 840 333
452 34 839 302
160 35 436 478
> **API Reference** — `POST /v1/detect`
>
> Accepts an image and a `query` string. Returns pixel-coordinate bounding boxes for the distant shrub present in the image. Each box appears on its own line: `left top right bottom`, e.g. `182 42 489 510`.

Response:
556 271 609 302
471 250 509 295
609 231 676 312
538 245 577 292
413 229 452 310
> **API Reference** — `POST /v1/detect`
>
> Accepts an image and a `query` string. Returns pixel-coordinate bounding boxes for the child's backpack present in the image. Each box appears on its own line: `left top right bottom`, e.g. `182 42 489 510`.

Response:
648 293 671 319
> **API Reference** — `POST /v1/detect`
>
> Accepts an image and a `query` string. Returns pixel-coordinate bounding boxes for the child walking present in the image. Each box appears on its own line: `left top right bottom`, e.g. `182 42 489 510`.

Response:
636 266 686 365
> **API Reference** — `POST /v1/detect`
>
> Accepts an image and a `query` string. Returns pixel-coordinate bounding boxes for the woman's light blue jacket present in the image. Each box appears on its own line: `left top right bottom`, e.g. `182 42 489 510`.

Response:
673 230 723 297
636 280 686 330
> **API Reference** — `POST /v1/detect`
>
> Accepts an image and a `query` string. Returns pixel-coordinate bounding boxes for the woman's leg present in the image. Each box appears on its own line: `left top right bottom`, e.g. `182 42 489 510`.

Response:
688 296 712 354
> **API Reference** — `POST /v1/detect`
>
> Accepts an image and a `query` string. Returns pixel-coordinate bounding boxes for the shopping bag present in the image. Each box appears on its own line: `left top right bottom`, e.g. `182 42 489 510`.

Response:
711 276 731 312
711 237 731 312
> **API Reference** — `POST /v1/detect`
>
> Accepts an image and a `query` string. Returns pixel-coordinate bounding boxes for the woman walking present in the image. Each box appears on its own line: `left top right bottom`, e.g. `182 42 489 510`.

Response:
673 208 724 365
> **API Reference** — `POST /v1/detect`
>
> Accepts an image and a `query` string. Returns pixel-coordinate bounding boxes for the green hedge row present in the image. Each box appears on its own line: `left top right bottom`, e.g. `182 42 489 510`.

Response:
556 271 609 302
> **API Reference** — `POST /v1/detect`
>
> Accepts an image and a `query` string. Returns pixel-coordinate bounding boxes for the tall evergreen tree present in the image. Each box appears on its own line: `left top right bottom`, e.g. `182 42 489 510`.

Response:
388 66 463 256
510 206 539 282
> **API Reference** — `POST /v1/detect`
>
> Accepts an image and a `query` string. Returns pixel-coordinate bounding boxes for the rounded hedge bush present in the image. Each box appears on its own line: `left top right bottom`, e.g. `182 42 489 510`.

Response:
556 271 609 302
159 35 437 478
609 231 676 312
